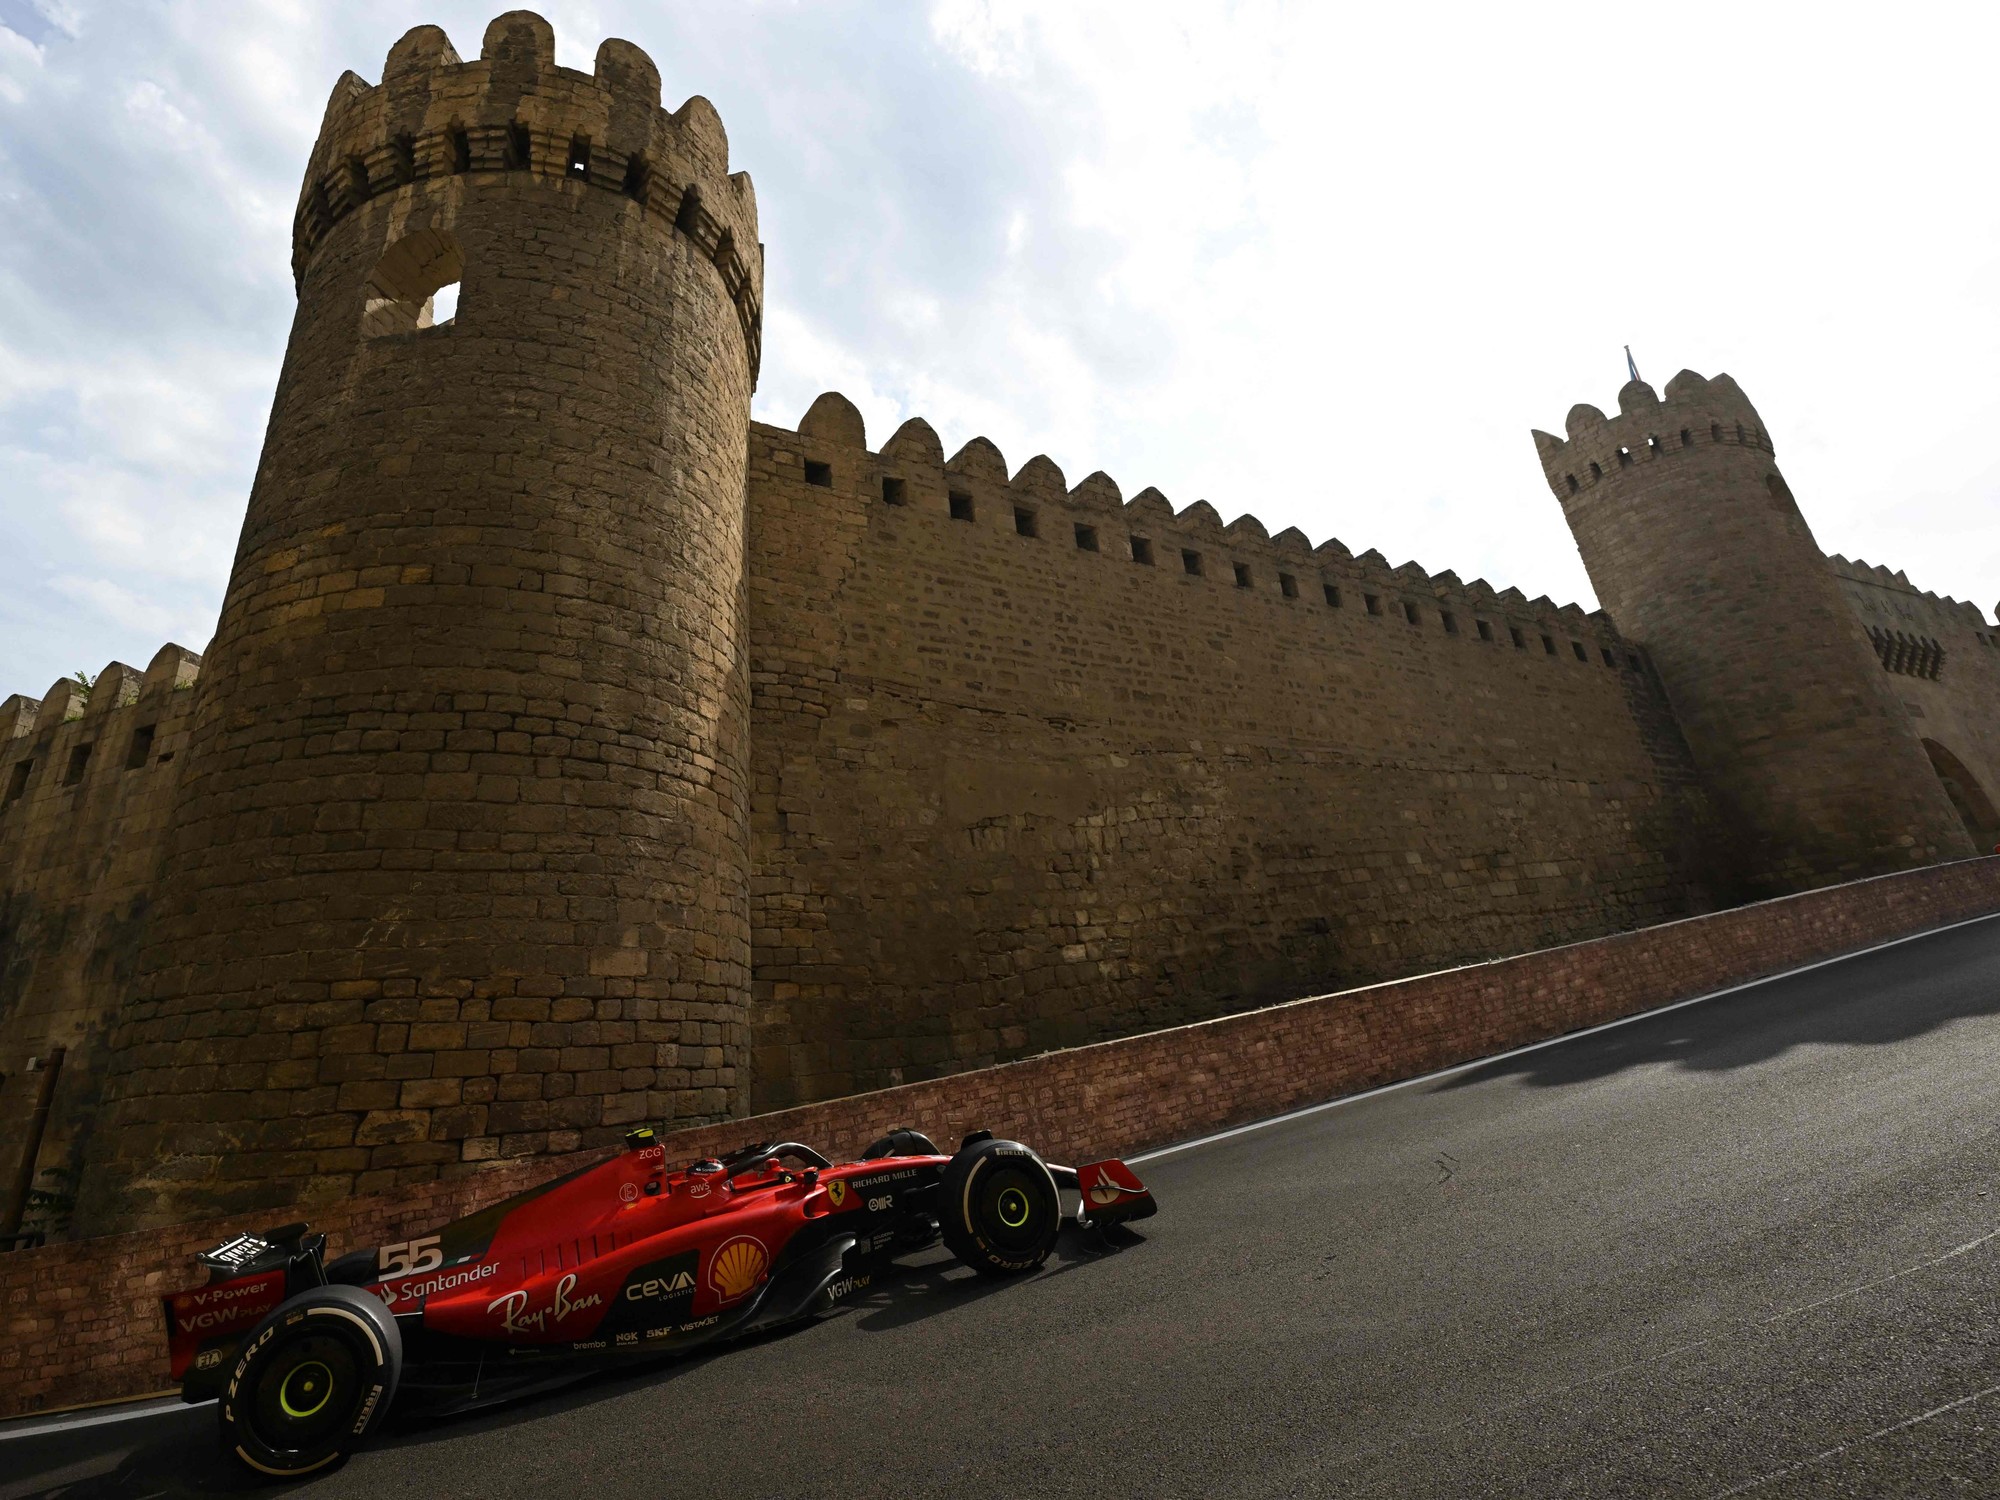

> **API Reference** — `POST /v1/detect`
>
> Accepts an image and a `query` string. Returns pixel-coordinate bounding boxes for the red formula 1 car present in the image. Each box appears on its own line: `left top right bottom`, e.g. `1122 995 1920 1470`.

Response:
161 1127 1155 1477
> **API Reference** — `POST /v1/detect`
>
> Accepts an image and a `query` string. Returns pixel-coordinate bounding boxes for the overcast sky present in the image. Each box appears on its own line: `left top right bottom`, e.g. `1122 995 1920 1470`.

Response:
3 0 1997 697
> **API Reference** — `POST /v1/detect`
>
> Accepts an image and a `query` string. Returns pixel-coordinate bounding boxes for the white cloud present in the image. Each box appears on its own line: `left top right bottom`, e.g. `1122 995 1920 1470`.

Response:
3 0 1998 705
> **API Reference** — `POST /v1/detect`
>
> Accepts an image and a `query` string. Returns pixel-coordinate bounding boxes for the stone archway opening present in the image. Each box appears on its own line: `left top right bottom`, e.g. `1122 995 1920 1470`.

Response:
1922 739 2000 854
361 227 464 337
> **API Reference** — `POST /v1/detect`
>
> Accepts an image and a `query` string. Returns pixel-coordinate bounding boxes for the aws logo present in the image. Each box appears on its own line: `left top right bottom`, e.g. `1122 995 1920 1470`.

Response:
707 1237 769 1302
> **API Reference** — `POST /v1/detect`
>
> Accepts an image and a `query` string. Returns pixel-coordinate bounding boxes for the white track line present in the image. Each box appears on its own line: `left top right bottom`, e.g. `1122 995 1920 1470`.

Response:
5 907 1997 1439
1712 1379 2000 1496
1130 907 2000 1167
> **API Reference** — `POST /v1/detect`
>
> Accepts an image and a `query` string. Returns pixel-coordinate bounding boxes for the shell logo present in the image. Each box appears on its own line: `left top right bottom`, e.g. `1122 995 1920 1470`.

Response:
707 1236 769 1302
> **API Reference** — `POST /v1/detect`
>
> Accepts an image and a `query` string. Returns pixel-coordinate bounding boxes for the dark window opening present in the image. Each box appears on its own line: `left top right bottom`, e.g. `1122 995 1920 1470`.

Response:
881 476 906 505
347 156 370 203
1711 423 1723 443
1589 462 1602 479
1628 653 1643 671
1280 573 1299 599
1233 562 1252 588
1571 640 1589 662
1617 446 1633 467
1601 647 1617 667
126 724 156 770
4 758 29 806
1014 506 1039 538
393 133 416 184
622 152 650 202
1542 634 1557 655
1075 524 1098 552
675 184 703 234
1441 611 1459 634
1680 428 1693 448
1365 593 1382 615
1130 535 1154 565
64 743 92 786
1565 474 1579 494
1646 435 1660 453
1736 423 1746 443
1181 549 1203 576
1402 601 1420 625
507 121 532 170
1324 583 1342 608
949 490 975 522
450 127 472 174
804 460 833 488
1511 626 1526 649
1476 619 1494 642
567 136 591 179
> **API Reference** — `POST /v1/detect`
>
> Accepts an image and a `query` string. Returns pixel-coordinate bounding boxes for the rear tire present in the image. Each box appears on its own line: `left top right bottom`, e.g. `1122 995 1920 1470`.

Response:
220 1284 401 1478
939 1138 1061 1276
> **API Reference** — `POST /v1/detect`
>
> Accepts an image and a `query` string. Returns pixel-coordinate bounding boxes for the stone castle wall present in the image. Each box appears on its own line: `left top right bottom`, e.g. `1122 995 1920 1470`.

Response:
4 9 2000 1239
0 647 202 1237
1827 554 2000 848
743 396 1724 1109
1536 373 1975 894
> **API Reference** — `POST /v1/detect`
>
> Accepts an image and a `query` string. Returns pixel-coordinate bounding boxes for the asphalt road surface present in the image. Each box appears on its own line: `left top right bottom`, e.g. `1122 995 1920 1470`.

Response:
9 913 2000 1499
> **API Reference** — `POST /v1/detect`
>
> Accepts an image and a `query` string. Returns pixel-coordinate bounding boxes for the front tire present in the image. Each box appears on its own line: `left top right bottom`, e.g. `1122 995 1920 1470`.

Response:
939 1138 1061 1276
220 1284 401 1478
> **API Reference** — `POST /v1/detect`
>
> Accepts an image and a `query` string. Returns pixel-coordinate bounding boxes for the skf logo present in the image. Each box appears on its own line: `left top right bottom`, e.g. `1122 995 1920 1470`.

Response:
827 1181 848 1209
708 1237 769 1302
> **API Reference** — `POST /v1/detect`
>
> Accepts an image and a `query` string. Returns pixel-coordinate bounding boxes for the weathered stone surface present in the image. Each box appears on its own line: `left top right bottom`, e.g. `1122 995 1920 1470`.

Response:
3 13 1998 1240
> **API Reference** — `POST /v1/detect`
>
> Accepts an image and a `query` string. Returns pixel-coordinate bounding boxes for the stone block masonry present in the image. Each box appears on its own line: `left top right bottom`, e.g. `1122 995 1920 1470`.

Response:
746 396 1723 1110
4 9 1998 1240
5 854 1993 1419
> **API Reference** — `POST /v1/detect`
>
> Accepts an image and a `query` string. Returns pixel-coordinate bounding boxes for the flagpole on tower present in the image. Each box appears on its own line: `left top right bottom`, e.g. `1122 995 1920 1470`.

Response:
1625 345 1641 384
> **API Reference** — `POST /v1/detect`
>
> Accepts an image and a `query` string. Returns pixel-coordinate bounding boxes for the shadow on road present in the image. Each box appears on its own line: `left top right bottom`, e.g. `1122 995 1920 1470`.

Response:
0 1225 1145 1500
1438 917 2000 1095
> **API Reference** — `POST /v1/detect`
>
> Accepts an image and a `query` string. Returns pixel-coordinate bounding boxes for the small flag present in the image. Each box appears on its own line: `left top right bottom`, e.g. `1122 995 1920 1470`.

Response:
1625 345 1641 384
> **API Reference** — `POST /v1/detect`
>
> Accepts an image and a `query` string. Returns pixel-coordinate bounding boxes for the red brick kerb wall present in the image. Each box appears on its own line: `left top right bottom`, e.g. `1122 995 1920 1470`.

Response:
7 855 1998 1418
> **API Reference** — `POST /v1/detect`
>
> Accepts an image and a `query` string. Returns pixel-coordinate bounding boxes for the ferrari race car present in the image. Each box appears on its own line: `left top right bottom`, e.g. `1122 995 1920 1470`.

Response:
161 1126 1155 1477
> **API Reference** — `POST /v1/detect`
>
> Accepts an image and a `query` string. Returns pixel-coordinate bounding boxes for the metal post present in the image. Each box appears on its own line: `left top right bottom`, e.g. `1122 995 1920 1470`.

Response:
2 1045 65 1242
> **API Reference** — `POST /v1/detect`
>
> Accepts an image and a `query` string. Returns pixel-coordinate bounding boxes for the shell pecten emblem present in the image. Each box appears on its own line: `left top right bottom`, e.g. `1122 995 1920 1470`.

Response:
707 1237 769 1302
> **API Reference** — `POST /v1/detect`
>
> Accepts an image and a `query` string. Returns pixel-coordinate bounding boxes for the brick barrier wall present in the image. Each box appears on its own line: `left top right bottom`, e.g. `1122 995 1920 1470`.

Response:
5 854 1997 1418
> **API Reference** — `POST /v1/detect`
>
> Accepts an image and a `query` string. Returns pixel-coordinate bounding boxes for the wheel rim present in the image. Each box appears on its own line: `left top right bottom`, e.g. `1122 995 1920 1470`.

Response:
250 1333 362 1454
279 1360 334 1419
974 1163 1051 1253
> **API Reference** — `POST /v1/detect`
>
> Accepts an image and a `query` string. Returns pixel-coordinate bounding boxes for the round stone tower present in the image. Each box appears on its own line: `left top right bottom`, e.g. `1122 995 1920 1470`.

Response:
78 12 760 1231
1534 370 1973 896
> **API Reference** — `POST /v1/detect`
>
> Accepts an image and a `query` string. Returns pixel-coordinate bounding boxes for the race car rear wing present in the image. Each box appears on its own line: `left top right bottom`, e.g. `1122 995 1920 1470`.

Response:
163 1222 331 1397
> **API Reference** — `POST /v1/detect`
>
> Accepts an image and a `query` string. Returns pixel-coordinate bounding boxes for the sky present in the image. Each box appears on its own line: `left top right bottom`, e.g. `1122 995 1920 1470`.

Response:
3 0 1998 697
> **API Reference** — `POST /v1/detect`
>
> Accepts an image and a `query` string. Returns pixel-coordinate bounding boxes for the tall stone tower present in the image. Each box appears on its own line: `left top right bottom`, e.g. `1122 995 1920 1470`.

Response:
1534 370 1973 894
77 13 761 1232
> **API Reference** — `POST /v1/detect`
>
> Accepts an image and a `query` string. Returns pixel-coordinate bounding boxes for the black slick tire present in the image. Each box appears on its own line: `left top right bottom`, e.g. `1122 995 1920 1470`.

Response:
938 1138 1061 1276
219 1284 402 1478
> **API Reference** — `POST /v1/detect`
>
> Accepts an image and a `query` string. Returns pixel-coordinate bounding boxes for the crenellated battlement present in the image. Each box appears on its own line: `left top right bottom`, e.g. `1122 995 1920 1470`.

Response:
1827 553 1994 631
293 11 763 380
1531 371 1776 503
765 392 1636 662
